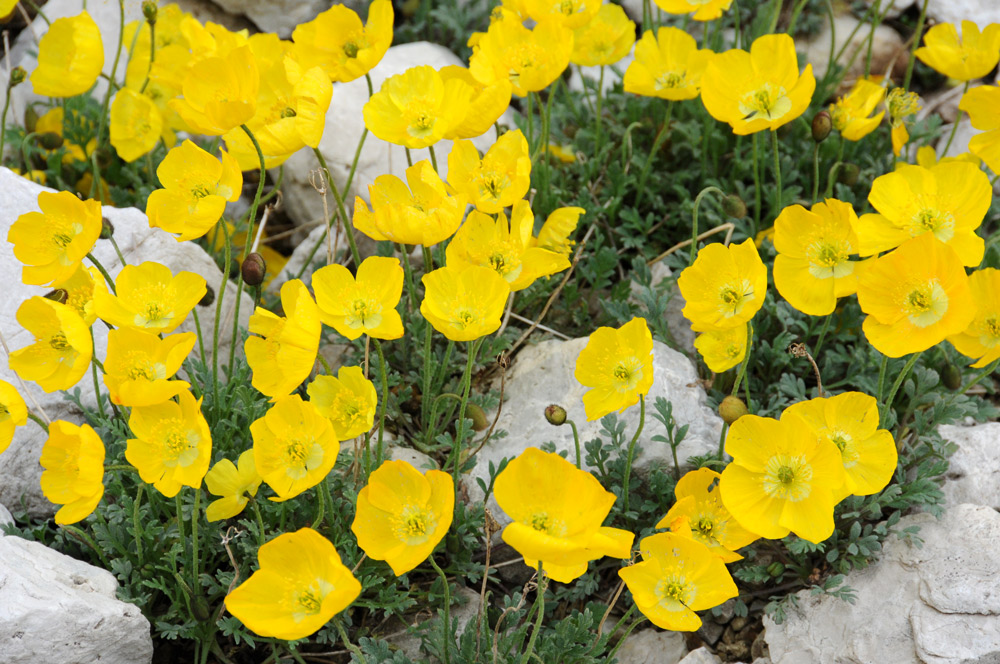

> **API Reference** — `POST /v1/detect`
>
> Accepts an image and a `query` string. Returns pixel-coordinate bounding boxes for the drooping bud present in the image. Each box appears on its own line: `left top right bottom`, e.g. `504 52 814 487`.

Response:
941 363 962 391
467 403 489 431
8 66 27 89
142 0 158 24
100 217 115 239
811 110 832 143
721 194 747 220
836 163 860 186
38 132 63 150
24 106 38 134
44 289 68 304
545 404 567 426
241 252 266 286
718 396 748 425
199 285 215 307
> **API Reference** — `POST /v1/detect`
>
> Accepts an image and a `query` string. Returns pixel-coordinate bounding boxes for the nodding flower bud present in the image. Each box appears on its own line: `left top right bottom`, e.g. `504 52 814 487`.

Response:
44 289 68 304
241 252 267 286
545 404 567 426
467 403 489 431
38 132 63 150
836 163 860 186
8 66 27 88
199 285 215 307
718 396 748 425
100 217 115 240
24 106 38 133
721 194 747 220
941 363 962 391
811 111 832 143
142 0 158 23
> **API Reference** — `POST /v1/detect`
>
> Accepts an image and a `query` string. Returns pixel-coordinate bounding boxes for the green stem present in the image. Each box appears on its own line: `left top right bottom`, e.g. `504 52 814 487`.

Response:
191 488 201 588
91 333 106 419
568 419 581 469
689 186 724 266
428 144 439 173
717 421 729 463
87 253 117 293
334 620 368 664
876 354 889 405
139 18 156 94
880 352 922 423
0 82 13 166
621 395 646 516
27 412 49 433
786 0 810 34
133 482 145 562
312 482 326 528
594 66 605 152
731 322 754 397
175 493 186 557
751 132 761 236
20 0 50 24
251 497 265 548
108 235 127 267
813 313 833 359
429 555 451 664
450 339 482 498
372 337 389 468
606 615 647 659
941 81 971 156
62 525 110 568
635 101 673 209
192 307 207 366
519 565 547 664
400 245 419 311
903 0 930 90
771 129 782 214
313 148 362 267
811 142 820 203
212 222 231 412
89 0 125 200
422 316 435 443
526 92 534 151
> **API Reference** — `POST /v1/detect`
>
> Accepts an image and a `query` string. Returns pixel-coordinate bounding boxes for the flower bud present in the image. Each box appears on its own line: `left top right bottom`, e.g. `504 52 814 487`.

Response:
721 194 747 220
95 146 114 169
545 404 567 426
941 363 962 391
241 252 267 286
38 132 63 150
8 66 27 88
100 217 115 240
767 562 785 577
811 111 832 142
24 106 38 134
44 289 68 304
467 403 489 432
142 0 158 23
836 163 860 186
718 396 748 425
199 285 215 307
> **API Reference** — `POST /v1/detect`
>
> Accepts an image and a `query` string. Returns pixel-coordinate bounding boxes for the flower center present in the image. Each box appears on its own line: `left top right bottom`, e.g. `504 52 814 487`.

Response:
655 71 686 90
738 82 792 122
49 332 70 351
762 454 813 502
807 239 854 280
656 576 693 608
126 356 162 381
903 281 948 327
343 40 360 58
718 280 753 319
827 430 859 468
908 208 955 243
479 171 510 202
346 297 382 330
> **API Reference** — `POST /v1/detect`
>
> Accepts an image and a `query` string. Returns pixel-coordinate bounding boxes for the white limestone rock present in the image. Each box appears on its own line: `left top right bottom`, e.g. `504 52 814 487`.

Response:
468 337 722 512
0 535 153 663
280 41 516 231
938 423 1000 510
0 167 252 518
209 0 327 38
387 445 439 471
925 0 1000 29
678 647 723 664
0 501 13 529
615 628 689 664
764 504 1000 664
802 14 906 84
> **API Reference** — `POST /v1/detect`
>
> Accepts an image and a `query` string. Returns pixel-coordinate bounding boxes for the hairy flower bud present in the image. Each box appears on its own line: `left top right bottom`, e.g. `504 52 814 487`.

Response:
199 285 215 307
941 363 962 391
836 163 860 186
142 0 158 24
100 217 115 240
545 404 567 426
811 110 832 142
241 252 266 286
38 132 63 150
8 66 27 88
718 396 748 425
721 194 747 220
467 403 489 431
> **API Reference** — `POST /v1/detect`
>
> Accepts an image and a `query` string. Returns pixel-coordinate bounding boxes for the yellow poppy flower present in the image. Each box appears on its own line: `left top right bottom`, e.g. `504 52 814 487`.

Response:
521 0 600 28
445 202 571 292
225 528 361 640
574 317 654 422
781 392 896 502
829 79 886 142
494 447 634 583
773 199 864 316
619 533 738 631
109 88 163 163
354 160 466 246
886 87 920 157
52 264 105 326
363 65 473 149
205 450 263 522
447 129 531 214
251 395 339 501
857 234 975 358
530 206 584 257
312 256 404 341
947 268 1000 368
9 297 92 393
653 0 734 21
291 0 393 83
624 27 714 101
693 324 748 373
30 11 104 97
126 390 212 498
571 4 636 67
657 468 759 562
40 420 105 525
146 140 243 241
307 366 377 441
468 16 573 97
420 265 511 342
701 33 815 135
352 459 455 575
93 261 206 334
910 145 981 169
168 45 259 136
0 380 28 456
245 279 321 400
915 20 1000 81
222 48 333 169
438 65 513 140
959 84 1000 175
8 191 103 286
678 239 767 332
720 414 845 543
855 162 990 267
103 328 195 407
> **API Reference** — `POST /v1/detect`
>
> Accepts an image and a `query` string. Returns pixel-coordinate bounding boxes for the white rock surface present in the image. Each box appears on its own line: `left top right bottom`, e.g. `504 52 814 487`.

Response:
615 628 689 664
802 14 906 84
0 501 12 529
0 167 252 518
764 504 1000 664
209 0 326 38
938 117 979 160
280 41 516 231
0 535 152 663
469 337 722 511
678 647 723 664
631 261 696 358
925 0 1000 29
387 445 438 471
939 423 1000 510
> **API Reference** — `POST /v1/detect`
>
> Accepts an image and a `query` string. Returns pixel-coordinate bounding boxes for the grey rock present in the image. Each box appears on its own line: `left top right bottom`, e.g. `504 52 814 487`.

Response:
679 647 723 664
0 168 252 518
764 504 1000 664
924 0 1000 29
802 13 906 84
939 423 1000 510
387 445 438 471
615 628 689 664
631 261 696 358
0 535 152 663
469 337 721 515
697 619 725 647
209 0 328 38
0 501 12 530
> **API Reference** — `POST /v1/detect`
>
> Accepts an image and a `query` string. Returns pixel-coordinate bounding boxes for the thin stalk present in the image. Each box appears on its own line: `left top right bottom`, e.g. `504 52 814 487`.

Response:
731 322 754 397
751 133 761 236
526 92 534 151
27 412 49 432
944 357 1000 406
595 66 605 152
133 482 145 562
91 334 106 419
108 235 127 267
89 0 125 200
251 498 265 548
811 142 821 203
62 525 110 568
689 186 724 265
941 81 971 156
518 566 547 664
313 148 362 267
372 337 389 468
876 355 889 405
312 483 326 528
903 0 930 90
635 101 674 209
400 244 418 310
717 421 729 462
880 352 922 423
422 317 435 443
771 129 783 214
212 222 232 412
429 555 452 664
605 616 648 659
139 18 156 93
87 254 117 293
621 395 646 516
568 419 581 469
0 81 15 165
450 339 482 497
192 307 207 366
428 144 439 173
334 620 368 664
191 488 201 588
